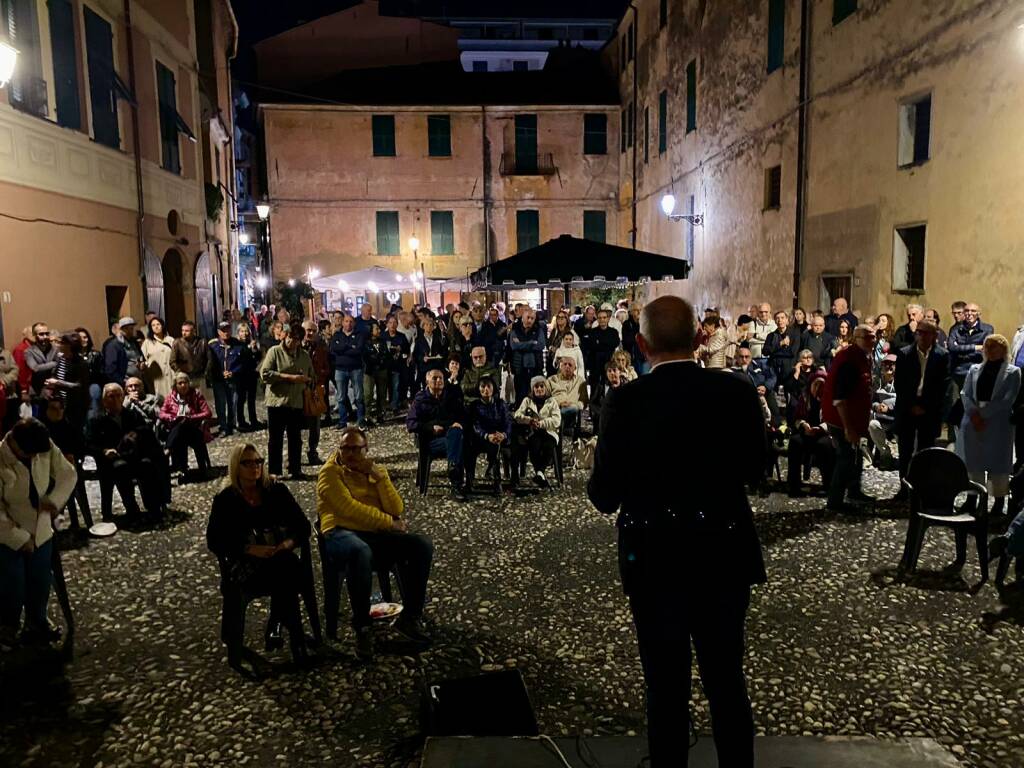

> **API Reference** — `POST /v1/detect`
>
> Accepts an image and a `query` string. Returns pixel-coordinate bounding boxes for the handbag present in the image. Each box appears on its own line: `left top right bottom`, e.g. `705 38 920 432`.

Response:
303 383 327 419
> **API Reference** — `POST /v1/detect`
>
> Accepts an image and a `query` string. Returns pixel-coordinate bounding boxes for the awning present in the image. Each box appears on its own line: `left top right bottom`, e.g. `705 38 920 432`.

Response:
469 235 689 290
311 265 417 293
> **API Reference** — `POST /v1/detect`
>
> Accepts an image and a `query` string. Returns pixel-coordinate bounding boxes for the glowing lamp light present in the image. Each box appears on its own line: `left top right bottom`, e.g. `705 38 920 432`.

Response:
408 236 420 251
367 281 379 292
255 276 268 289
238 230 250 245
337 280 349 291
396 274 403 282
287 279 296 287
660 194 676 217
256 203 271 220
0 42 17 88
308 267 321 280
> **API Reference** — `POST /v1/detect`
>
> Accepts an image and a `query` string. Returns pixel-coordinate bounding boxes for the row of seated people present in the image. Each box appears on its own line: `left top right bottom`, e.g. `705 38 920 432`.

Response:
207 435 433 669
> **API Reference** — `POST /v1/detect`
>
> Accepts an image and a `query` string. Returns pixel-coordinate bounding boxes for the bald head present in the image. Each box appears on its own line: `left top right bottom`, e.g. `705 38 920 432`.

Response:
639 296 697 360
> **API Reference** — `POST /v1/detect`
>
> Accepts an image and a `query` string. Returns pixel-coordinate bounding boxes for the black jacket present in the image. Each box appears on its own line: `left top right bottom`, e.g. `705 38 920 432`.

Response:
414 332 448 374
763 326 802 380
585 326 621 381
85 406 162 461
406 387 466 440
588 362 767 590
894 343 950 431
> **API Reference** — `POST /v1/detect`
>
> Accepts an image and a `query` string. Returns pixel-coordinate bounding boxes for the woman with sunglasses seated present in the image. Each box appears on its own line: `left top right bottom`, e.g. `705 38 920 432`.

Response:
207 443 311 673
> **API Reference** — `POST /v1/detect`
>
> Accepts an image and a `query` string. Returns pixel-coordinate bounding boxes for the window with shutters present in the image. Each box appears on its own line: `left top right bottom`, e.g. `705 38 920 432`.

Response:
583 210 606 244
372 115 396 156
85 7 121 147
686 60 697 133
833 0 857 25
763 165 782 210
514 114 537 172
376 211 400 256
49 0 80 129
4 0 47 118
893 224 926 292
767 0 785 74
658 90 667 153
898 93 931 168
583 113 607 155
516 210 540 252
431 211 454 254
156 61 180 173
427 114 451 157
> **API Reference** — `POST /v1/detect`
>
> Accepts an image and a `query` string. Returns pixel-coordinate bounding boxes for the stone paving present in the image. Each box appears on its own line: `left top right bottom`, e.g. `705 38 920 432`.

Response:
2 420 1024 768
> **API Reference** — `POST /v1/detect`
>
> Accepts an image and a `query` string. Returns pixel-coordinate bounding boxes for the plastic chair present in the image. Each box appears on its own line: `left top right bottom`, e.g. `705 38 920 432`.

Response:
898 447 989 582
414 432 448 495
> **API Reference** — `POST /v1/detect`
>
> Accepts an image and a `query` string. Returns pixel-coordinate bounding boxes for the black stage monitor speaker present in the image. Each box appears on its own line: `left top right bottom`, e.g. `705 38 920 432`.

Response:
421 669 539 738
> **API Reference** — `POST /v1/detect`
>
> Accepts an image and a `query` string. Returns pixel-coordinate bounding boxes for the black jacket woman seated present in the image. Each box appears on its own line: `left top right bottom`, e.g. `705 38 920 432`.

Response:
207 443 311 672
467 376 512 490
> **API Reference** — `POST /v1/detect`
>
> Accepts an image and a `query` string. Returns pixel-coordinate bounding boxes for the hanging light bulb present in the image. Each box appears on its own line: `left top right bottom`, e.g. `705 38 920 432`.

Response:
660 194 676 217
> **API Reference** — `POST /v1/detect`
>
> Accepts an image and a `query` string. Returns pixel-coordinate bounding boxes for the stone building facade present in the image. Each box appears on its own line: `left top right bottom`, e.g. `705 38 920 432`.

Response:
621 0 1024 335
0 0 237 346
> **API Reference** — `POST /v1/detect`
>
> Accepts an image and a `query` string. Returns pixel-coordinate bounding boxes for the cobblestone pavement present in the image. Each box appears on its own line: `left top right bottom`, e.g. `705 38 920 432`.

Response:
2 420 1023 768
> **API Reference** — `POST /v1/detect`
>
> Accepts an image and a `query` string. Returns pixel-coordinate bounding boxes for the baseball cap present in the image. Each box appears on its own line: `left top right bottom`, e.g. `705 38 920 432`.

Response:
118 316 136 328
217 321 232 332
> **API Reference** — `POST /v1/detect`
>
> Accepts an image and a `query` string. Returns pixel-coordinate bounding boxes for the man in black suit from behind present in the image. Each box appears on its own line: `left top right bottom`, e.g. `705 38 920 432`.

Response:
892 319 950 499
587 296 767 768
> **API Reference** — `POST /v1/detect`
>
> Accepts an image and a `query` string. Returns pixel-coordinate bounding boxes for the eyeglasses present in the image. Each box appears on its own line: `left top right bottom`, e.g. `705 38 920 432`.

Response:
240 458 265 468
339 444 368 453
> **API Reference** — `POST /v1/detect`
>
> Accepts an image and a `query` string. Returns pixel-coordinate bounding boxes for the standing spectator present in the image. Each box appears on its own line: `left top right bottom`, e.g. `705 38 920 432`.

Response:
104 317 143 388
24 322 59 399
546 313 576 376
892 321 950 495
553 333 586 379
734 346 780 426
589 362 623 435
800 314 835 369
362 323 390 427
949 300 967 337
824 297 858 339
0 418 76 646
871 313 895 384
330 314 366 430
484 306 507 365
449 318 476 370
208 322 243 438
45 332 90 431
746 303 776 359
259 324 314 481
587 296 767 768
763 309 801 382
792 307 809 334
956 335 1021 516
891 305 922 350
584 308 620 391
158 373 213 479
413 315 447 389
512 376 561 489
302 320 330 464
407 368 467 501
621 303 648 375
382 315 411 412
822 324 876 511
923 309 948 348
12 327 34 399
1012 320 1024 471
170 321 210 397
233 323 261 431
573 305 597 354
509 309 547 406
140 317 175 399
698 316 729 369
0 347 19 433
596 303 623 334
75 327 105 417
354 303 377 339
947 302 993 441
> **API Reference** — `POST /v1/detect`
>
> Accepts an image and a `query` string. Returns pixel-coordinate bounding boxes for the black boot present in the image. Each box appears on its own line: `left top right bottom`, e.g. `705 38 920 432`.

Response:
448 463 467 502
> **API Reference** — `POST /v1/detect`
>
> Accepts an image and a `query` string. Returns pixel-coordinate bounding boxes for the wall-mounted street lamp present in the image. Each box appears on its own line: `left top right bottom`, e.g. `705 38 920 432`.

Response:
660 193 704 226
0 42 18 88
256 202 271 220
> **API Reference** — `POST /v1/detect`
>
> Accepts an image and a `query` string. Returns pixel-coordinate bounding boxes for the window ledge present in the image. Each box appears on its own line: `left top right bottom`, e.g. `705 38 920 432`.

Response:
892 288 925 296
897 160 929 171
762 205 781 213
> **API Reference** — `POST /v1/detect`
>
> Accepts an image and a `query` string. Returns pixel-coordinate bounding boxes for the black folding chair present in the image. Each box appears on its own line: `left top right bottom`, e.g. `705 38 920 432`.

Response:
899 448 989 583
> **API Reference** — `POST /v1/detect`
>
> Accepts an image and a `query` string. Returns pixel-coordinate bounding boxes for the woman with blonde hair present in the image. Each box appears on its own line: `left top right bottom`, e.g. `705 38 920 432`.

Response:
611 348 637 381
956 334 1021 515
206 443 311 673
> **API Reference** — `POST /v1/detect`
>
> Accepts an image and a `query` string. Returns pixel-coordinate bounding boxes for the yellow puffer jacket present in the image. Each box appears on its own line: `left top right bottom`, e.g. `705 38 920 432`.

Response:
316 453 403 534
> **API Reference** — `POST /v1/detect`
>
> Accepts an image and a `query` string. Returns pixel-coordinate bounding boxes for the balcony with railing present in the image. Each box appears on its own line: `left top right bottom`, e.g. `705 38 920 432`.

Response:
499 150 557 176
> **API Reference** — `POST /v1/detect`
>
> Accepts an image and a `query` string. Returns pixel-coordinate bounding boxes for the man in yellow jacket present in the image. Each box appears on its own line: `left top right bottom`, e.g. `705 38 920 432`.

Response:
316 426 433 660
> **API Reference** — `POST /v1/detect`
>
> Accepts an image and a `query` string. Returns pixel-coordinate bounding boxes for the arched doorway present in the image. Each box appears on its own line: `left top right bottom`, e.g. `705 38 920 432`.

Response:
194 251 217 340
162 249 186 331
144 247 165 320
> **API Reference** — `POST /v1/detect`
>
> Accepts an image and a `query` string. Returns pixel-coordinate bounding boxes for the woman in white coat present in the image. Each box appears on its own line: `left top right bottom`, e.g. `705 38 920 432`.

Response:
0 418 77 644
141 316 175 399
955 334 1021 515
513 376 562 488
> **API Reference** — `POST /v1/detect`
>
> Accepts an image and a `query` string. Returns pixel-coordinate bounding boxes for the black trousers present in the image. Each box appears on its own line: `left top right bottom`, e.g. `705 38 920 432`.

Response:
221 551 304 658
465 436 508 484
787 432 835 491
896 414 942 479
513 427 555 474
267 406 303 476
97 454 168 518
165 420 210 472
624 552 754 767
235 373 259 427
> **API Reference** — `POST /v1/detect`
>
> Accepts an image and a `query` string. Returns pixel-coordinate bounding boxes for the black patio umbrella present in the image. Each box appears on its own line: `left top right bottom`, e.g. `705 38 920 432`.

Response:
469 235 689 290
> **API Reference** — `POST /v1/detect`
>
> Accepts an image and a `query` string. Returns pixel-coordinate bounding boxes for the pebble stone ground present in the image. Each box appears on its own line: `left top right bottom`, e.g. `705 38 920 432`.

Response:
2 419 1024 768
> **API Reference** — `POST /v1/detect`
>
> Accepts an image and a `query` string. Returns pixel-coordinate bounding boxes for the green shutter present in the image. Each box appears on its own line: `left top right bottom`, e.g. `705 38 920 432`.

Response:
376 211 400 255
427 114 451 157
583 211 606 244
156 61 180 173
686 60 697 133
430 211 454 254
49 0 81 129
515 114 537 172
516 210 540 252
583 113 607 155
658 90 667 153
85 7 120 149
767 0 785 73
372 115 396 156
833 0 857 25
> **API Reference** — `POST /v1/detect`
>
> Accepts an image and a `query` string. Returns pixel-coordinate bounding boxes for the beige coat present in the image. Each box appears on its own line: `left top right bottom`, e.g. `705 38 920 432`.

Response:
547 373 589 410
0 437 76 551
514 395 562 443
141 336 175 398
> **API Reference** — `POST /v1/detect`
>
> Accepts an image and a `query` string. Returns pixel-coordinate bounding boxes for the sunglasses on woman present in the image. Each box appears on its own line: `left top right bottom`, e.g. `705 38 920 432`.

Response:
240 458 265 468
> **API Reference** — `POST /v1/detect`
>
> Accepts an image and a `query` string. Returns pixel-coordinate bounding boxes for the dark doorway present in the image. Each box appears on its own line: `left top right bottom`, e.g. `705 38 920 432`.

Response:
162 249 186 332
105 285 128 333
819 274 853 312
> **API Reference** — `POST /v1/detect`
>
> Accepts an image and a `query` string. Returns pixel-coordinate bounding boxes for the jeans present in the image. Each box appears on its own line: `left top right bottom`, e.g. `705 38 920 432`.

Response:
88 382 102 419
363 370 389 421
0 538 54 631
212 380 237 434
827 425 862 506
428 427 463 465
323 527 434 630
334 368 365 427
267 406 303 476
389 370 403 410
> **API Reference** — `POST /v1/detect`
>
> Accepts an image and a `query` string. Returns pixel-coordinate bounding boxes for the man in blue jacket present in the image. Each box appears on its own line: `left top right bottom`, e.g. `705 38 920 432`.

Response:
330 313 366 429
207 321 244 436
734 345 780 426
946 302 992 440
508 309 546 406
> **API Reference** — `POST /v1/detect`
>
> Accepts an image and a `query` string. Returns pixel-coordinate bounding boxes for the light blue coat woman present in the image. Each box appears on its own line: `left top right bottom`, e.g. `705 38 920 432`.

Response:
955 359 1021 478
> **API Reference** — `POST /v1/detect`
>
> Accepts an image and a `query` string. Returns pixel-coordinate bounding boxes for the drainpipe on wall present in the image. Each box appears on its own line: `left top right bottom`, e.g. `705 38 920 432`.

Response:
792 0 811 309
124 0 147 310
629 2 638 250
481 106 492 266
